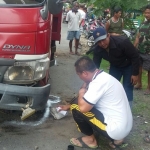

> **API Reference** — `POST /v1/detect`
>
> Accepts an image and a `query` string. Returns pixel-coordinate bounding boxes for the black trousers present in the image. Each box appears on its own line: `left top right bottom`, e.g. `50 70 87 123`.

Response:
70 98 111 139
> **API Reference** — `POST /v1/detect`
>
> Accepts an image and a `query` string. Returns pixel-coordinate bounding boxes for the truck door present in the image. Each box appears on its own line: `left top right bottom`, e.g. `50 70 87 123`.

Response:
52 12 62 42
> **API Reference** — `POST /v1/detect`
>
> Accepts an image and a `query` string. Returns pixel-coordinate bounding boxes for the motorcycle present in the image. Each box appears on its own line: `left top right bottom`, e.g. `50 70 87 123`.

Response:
87 19 104 47
122 28 137 41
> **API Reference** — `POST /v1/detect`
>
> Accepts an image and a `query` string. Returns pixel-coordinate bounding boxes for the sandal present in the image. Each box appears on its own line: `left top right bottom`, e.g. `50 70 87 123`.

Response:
70 137 98 149
109 140 128 149
144 135 150 143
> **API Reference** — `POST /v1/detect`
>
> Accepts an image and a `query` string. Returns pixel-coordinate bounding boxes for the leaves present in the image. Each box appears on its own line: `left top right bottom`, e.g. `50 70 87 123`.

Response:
80 0 150 13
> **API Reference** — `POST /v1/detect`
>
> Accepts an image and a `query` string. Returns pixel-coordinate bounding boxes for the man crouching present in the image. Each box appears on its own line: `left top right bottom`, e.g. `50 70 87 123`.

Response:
59 56 133 149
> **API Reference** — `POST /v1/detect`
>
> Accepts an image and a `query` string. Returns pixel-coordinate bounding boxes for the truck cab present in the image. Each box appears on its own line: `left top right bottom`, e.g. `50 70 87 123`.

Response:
0 0 62 118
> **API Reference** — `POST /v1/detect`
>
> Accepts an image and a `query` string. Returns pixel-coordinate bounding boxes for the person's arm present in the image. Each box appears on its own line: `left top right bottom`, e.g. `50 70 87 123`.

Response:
78 12 82 27
93 46 102 68
79 12 86 27
134 32 140 48
79 18 83 27
66 11 69 23
78 85 93 113
121 39 140 84
78 78 106 113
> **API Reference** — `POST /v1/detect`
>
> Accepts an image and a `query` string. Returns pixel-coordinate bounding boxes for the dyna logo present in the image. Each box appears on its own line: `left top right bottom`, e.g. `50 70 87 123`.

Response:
2 44 30 51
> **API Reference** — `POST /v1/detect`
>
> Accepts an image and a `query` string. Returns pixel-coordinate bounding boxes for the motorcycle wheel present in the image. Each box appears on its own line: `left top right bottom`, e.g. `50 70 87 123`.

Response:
87 36 94 47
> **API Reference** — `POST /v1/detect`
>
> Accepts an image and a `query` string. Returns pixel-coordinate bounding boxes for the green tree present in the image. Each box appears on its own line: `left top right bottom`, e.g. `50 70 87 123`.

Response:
80 0 150 14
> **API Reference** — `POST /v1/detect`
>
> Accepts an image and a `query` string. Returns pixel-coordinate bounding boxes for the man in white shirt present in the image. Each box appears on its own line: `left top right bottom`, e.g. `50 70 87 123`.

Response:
76 4 86 48
59 56 133 149
66 2 81 55
78 4 86 32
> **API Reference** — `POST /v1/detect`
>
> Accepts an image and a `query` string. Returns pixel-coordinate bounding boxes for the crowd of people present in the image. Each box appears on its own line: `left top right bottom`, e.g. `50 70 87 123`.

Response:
62 3 150 148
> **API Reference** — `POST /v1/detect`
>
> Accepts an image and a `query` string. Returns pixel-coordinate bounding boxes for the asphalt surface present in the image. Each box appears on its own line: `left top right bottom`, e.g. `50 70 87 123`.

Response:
0 22 86 150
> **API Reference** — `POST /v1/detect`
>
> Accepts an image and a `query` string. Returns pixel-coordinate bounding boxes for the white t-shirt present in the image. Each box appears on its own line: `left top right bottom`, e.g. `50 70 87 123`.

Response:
78 9 86 31
83 71 133 140
66 10 81 31
78 9 86 19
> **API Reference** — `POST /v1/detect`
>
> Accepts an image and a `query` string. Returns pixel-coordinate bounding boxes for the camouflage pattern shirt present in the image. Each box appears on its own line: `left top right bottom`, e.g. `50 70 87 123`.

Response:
138 21 150 54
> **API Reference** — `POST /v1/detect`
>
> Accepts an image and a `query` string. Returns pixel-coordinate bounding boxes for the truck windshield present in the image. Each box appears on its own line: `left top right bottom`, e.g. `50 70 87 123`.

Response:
0 0 45 4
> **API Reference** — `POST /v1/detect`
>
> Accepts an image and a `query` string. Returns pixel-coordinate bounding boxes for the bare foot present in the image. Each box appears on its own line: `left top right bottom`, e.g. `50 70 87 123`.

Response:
144 89 150 95
134 84 142 90
75 52 80 56
109 139 127 149
69 52 74 55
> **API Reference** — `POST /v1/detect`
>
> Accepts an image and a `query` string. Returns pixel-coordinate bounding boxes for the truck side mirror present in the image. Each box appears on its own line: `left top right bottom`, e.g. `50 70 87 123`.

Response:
47 0 63 15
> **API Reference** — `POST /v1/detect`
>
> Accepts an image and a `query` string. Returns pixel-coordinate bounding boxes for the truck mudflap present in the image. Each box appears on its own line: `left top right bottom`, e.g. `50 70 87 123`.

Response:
0 83 50 111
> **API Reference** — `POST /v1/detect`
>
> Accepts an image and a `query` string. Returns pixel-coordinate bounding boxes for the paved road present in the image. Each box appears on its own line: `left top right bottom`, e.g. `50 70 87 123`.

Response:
0 22 85 150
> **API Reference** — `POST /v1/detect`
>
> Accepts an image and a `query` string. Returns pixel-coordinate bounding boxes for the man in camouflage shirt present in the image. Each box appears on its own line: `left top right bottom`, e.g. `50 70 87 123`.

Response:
134 4 150 95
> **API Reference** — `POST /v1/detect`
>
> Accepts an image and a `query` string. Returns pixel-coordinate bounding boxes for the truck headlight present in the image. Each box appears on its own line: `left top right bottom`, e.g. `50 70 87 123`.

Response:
4 57 49 84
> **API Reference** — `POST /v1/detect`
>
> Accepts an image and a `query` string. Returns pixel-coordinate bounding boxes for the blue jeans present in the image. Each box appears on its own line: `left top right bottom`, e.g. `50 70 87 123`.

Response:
109 65 133 101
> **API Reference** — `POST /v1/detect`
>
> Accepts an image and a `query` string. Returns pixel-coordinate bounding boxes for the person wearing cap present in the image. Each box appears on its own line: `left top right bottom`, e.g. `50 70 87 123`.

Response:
59 56 132 149
92 27 140 108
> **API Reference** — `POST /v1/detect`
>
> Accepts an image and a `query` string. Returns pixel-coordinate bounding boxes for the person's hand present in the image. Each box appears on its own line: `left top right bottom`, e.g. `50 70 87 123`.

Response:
131 75 138 85
58 104 70 111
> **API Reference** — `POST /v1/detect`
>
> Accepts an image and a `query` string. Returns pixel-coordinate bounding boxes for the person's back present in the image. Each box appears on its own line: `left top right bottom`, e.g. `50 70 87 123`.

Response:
85 71 133 139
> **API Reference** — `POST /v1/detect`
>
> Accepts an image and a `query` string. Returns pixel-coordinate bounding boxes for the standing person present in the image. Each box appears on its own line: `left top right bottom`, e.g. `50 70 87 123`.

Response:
66 2 81 55
59 56 133 149
92 27 140 108
74 3 86 49
134 4 150 95
105 7 124 36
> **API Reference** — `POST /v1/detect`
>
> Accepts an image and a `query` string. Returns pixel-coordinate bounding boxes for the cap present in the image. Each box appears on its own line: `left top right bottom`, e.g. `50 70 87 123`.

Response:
93 27 107 43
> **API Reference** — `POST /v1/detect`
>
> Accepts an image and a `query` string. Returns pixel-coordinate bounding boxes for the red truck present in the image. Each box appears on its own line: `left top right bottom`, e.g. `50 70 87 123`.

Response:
0 0 63 119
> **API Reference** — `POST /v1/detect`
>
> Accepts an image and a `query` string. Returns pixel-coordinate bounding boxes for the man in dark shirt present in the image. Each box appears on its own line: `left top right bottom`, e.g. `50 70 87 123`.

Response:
92 27 140 108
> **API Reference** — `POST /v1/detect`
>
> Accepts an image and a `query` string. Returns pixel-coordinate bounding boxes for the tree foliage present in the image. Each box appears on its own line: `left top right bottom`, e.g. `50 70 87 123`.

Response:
80 0 150 13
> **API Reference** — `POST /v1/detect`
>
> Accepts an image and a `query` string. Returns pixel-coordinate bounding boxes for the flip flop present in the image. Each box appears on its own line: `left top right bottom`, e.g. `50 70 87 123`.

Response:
109 140 128 149
144 135 150 143
70 137 98 149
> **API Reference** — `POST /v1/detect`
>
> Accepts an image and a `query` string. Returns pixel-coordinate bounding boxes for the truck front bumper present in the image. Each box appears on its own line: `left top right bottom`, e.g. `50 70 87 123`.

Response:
0 83 50 111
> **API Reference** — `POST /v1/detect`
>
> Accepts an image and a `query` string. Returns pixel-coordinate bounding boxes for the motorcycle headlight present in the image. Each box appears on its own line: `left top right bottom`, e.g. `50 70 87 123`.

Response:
4 57 49 84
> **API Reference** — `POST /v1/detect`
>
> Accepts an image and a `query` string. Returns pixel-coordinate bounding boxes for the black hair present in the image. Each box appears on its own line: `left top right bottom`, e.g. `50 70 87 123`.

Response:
79 3 85 9
144 4 150 11
73 1 79 6
74 56 97 73
113 7 122 14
